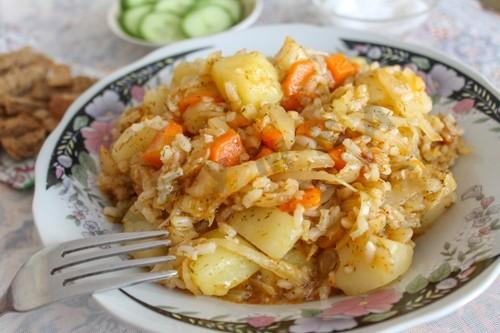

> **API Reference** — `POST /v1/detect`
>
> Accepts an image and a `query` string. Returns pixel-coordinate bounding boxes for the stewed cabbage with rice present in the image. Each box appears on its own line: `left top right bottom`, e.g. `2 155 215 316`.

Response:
98 37 468 303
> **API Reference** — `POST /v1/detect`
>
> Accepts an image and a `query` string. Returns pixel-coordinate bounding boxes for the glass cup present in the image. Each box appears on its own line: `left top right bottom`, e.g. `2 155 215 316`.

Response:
313 0 439 35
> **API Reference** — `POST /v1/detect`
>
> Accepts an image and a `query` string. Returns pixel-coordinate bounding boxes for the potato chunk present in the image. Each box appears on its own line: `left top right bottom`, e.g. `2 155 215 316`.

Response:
190 231 259 296
274 37 309 80
122 207 168 259
335 236 413 295
211 52 283 114
355 68 440 141
111 116 166 165
419 173 457 234
228 207 302 259
262 104 295 150
171 61 201 88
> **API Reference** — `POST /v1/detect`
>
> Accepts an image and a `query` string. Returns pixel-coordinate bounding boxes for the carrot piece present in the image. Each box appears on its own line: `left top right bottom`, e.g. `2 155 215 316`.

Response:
281 92 319 111
296 120 334 149
261 125 284 151
295 120 325 137
300 187 321 207
325 54 358 86
142 122 184 168
209 129 244 167
357 166 367 181
178 89 223 113
254 146 273 159
328 146 346 171
280 188 322 213
227 113 252 128
281 95 302 111
282 60 316 97
279 201 296 214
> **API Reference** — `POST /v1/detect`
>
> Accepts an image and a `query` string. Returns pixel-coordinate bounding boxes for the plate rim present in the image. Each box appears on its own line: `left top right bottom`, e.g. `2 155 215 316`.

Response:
96 260 499 333
33 24 500 333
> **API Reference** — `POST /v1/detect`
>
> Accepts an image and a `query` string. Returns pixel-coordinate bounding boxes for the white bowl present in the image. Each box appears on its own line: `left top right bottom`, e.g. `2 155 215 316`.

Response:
34 24 500 333
107 0 263 47
312 0 439 35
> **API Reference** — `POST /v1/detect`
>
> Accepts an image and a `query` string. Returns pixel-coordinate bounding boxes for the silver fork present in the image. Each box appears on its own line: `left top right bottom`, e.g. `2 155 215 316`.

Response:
0 231 176 315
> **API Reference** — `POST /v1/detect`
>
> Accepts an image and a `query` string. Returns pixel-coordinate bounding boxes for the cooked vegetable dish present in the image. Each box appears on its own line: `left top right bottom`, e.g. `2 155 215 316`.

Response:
99 38 467 303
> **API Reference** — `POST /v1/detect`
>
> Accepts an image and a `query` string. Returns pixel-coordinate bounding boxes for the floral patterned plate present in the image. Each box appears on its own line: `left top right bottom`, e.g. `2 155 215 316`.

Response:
33 25 500 333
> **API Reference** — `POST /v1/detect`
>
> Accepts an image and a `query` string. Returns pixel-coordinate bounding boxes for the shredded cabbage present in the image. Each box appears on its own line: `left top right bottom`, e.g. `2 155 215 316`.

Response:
182 258 202 296
219 150 334 205
350 192 371 239
274 170 357 191
211 238 307 285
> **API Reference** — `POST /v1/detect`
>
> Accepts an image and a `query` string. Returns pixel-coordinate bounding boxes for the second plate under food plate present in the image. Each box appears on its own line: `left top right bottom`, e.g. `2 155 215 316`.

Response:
33 24 500 333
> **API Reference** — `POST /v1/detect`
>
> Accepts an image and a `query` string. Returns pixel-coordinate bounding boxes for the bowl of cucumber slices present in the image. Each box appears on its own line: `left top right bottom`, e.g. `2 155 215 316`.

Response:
108 0 263 47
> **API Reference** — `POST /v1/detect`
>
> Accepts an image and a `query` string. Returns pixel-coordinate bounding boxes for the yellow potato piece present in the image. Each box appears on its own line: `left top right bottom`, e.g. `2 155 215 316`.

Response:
335 236 413 295
262 104 295 150
122 207 168 259
355 68 440 141
211 52 283 114
111 117 166 164
419 173 457 234
190 231 259 296
171 61 200 88
228 207 302 260
274 37 309 80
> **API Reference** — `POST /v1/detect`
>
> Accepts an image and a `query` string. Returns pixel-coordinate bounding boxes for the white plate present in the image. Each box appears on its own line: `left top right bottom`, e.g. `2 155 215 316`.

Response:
34 24 500 333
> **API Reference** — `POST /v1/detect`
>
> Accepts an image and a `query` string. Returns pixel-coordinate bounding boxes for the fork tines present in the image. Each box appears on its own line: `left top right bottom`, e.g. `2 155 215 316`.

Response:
49 231 176 289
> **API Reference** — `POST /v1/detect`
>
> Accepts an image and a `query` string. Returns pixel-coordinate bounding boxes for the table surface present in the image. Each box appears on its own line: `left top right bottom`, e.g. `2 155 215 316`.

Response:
0 0 499 332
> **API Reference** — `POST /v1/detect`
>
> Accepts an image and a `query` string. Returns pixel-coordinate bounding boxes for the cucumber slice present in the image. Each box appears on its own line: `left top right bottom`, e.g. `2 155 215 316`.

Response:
120 5 154 37
140 13 185 43
182 5 233 37
121 0 156 10
197 0 242 23
155 0 195 15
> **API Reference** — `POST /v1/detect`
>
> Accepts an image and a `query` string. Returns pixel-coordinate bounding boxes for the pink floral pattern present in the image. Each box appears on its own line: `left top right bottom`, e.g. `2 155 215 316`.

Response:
85 90 125 120
0 154 35 189
425 64 465 97
480 196 495 209
452 98 475 115
322 289 402 318
55 165 65 179
287 289 403 332
247 315 275 328
479 226 491 235
81 120 115 154
436 278 458 290
131 85 145 102
458 266 476 280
